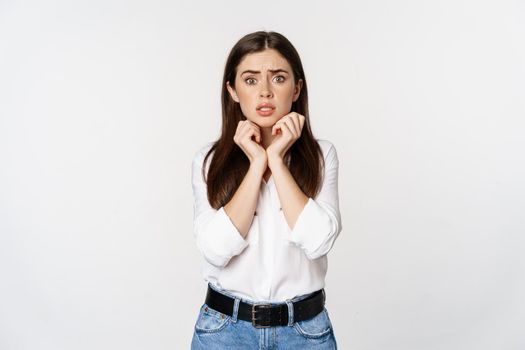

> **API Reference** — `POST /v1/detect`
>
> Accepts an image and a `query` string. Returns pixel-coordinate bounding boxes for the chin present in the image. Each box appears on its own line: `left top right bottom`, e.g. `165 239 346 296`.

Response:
254 117 278 127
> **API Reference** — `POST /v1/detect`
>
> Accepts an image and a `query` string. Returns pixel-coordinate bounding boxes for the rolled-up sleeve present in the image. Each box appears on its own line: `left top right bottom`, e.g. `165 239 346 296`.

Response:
286 142 342 260
191 147 249 267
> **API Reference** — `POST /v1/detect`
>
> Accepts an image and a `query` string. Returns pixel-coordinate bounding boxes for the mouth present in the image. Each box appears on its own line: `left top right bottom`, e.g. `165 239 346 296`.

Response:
256 103 276 111
256 103 276 117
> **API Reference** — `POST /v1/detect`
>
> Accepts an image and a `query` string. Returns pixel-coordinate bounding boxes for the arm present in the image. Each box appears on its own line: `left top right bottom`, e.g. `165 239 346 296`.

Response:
270 142 342 259
191 147 265 268
224 158 266 239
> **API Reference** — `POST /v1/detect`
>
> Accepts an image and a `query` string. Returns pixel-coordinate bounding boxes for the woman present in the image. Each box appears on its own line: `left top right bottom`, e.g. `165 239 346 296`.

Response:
190 30 342 349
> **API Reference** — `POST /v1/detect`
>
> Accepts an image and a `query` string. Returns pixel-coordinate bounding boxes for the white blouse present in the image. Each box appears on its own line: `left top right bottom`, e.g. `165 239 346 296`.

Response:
191 139 342 302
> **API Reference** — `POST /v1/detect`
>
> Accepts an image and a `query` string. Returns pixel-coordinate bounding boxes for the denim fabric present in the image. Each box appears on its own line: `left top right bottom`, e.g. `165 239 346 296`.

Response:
191 284 337 349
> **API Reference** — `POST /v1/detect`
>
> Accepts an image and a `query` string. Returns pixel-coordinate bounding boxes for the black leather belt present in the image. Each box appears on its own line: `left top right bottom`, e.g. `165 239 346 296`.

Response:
204 284 325 328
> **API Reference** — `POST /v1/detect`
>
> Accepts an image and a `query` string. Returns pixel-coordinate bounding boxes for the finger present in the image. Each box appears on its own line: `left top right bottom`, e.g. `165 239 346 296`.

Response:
247 123 263 144
293 114 303 132
246 120 258 129
283 118 298 138
244 121 260 141
238 121 252 142
237 128 247 144
245 125 257 143
248 128 258 143
272 121 283 135
251 124 261 143
240 120 251 133
236 120 244 134
299 114 305 131
294 114 304 136
280 121 293 138
234 120 245 143
287 116 299 137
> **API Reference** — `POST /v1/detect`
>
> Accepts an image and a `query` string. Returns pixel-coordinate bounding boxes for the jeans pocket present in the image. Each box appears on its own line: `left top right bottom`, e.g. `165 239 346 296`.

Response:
293 307 333 339
194 303 231 334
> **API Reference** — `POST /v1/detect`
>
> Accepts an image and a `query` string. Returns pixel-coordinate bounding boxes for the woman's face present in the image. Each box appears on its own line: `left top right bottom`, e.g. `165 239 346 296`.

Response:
227 48 303 128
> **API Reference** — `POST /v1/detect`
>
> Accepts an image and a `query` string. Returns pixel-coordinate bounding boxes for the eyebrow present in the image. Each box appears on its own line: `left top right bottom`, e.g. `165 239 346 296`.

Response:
240 69 289 76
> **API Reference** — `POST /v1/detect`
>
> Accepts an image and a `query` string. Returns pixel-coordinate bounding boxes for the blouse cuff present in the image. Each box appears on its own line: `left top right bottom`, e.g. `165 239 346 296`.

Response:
196 206 249 267
286 197 334 257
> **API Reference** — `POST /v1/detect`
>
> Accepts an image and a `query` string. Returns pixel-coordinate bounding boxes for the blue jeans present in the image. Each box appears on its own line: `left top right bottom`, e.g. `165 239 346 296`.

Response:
191 284 337 349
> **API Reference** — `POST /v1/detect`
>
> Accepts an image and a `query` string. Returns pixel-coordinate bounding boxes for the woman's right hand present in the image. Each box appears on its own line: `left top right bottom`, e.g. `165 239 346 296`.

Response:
233 120 267 166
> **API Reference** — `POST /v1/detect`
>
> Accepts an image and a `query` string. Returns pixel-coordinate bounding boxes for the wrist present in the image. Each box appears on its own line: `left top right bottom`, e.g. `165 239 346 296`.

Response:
267 155 285 170
250 157 267 174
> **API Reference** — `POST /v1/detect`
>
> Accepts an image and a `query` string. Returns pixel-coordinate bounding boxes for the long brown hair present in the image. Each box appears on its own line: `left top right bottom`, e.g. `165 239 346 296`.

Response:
203 31 324 209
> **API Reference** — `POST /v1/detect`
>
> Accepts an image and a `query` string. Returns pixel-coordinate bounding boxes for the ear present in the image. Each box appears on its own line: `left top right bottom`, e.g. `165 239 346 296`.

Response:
292 78 303 102
226 81 239 103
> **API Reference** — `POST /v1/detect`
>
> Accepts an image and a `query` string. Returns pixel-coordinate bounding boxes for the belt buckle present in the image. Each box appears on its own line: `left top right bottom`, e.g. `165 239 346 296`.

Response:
251 303 272 328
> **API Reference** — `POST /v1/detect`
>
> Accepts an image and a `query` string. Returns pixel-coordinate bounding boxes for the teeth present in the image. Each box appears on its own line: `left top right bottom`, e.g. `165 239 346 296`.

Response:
260 107 273 111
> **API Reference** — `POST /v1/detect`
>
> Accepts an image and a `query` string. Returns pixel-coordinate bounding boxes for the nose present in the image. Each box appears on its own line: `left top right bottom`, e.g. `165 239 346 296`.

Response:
259 79 273 98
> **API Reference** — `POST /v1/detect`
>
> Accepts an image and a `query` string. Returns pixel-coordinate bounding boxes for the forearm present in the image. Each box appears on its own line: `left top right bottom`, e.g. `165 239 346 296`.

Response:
224 161 265 238
268 157 309 230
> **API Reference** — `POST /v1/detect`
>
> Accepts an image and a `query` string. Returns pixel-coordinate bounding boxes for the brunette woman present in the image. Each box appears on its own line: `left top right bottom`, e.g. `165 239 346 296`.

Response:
191 30 342 349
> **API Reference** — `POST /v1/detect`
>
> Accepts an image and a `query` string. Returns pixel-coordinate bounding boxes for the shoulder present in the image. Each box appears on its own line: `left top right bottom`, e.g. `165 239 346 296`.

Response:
192 141 216 170
315 138 337 160
193 141 215 160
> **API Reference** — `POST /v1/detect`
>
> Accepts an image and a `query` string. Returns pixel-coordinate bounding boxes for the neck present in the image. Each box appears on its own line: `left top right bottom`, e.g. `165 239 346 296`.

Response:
260 127 276 149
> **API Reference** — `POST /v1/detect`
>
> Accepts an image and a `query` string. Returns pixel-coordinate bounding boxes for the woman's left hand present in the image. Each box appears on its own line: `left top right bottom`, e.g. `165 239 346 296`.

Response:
266 112 305 162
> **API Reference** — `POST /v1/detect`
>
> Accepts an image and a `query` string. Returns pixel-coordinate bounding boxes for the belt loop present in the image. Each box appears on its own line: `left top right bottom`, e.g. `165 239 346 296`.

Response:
285 300 294 326
231 297 240 323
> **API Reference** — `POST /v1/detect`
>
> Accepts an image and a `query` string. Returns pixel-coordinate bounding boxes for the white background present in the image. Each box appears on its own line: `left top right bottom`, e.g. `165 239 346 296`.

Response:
1 0 524 349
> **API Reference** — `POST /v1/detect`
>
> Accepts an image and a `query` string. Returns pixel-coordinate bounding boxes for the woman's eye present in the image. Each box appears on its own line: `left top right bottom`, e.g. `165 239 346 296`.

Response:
245 76 285 85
